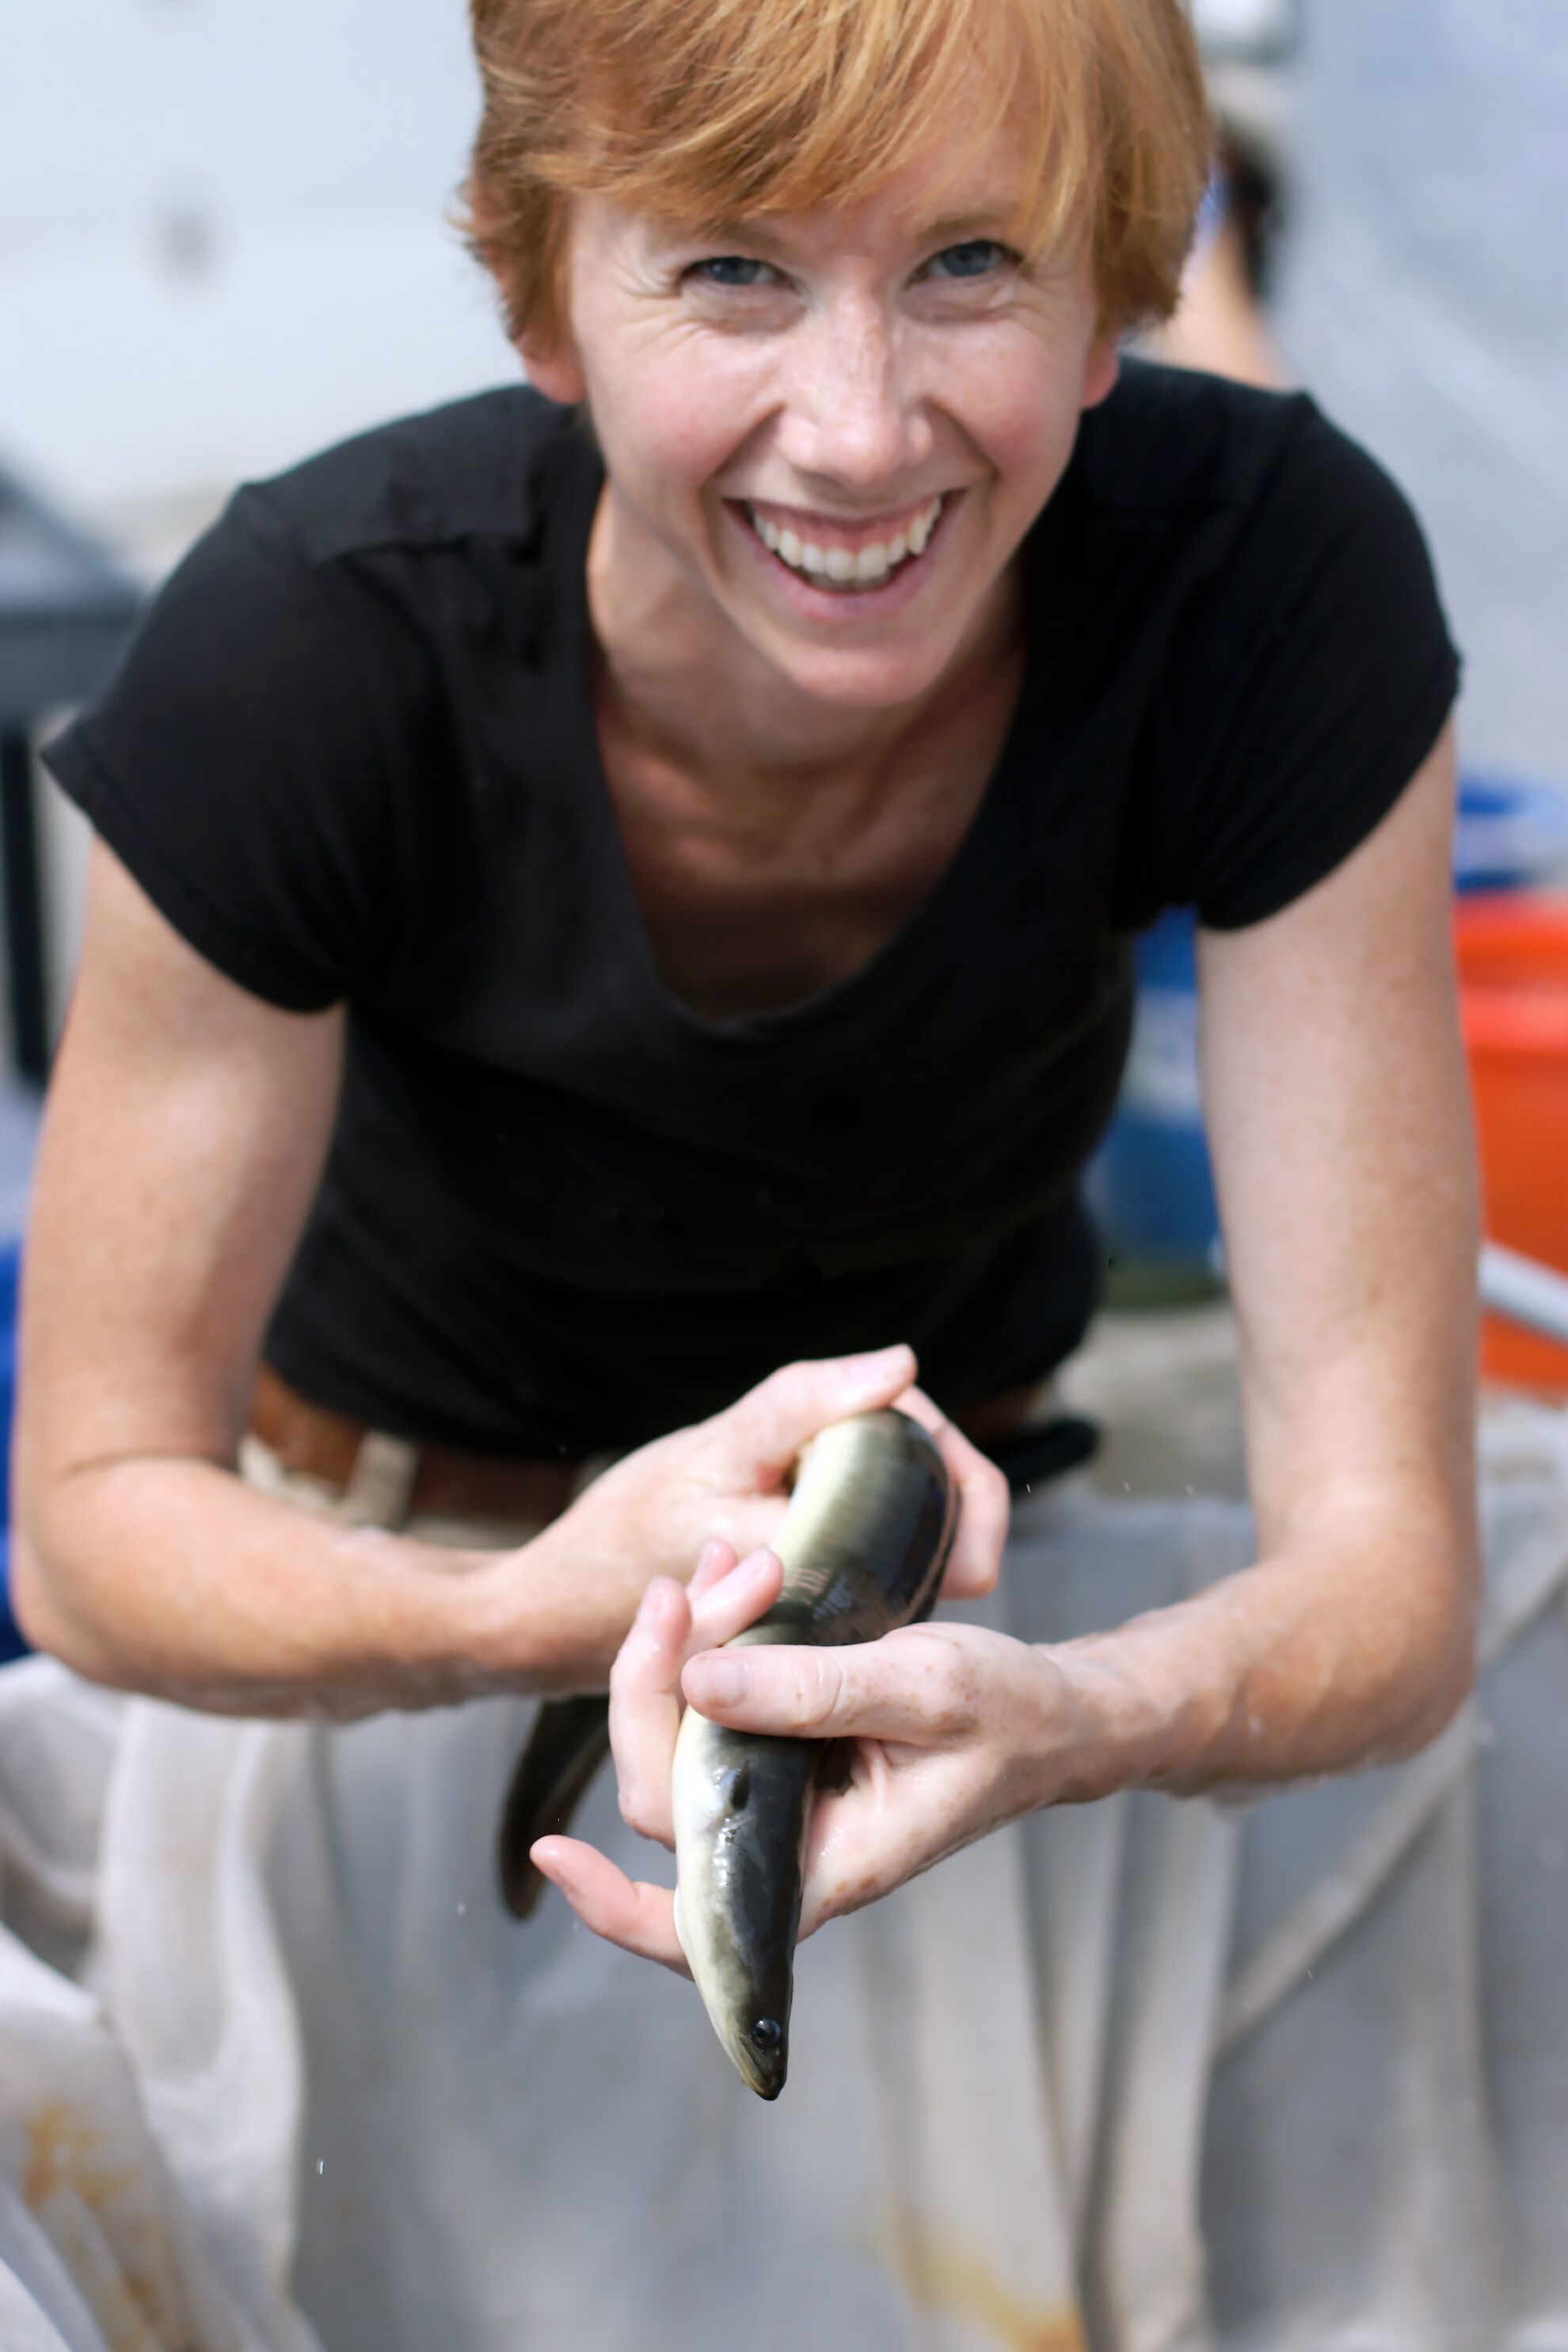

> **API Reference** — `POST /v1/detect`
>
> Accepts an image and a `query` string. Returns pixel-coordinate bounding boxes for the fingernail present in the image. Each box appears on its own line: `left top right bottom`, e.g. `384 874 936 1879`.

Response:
636 1581 667 1627
687 1655 748 1707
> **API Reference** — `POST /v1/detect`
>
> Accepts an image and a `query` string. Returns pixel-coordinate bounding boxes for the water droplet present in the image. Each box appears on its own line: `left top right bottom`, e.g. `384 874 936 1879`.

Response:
316 2158 325 2175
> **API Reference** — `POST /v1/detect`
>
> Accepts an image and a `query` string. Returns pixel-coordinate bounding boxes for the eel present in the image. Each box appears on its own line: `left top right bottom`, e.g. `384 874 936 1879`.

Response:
497 1693 613 1920
671 1407 956 2098
496 1413 1089 1926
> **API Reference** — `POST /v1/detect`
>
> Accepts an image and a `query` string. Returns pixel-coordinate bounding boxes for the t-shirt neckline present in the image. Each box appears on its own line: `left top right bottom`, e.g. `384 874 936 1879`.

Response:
546 428 1053 1047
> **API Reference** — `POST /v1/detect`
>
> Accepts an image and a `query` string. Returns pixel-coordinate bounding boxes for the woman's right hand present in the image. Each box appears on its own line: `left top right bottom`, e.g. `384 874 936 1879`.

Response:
463 1345 1009 1692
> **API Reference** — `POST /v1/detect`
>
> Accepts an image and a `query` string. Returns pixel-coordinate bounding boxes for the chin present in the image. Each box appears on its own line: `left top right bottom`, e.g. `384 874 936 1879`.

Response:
752 625 972 713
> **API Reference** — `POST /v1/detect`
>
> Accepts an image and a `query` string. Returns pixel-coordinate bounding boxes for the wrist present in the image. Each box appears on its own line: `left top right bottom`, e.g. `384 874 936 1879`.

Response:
1021 1627 1227 1808
451 1512 619 1695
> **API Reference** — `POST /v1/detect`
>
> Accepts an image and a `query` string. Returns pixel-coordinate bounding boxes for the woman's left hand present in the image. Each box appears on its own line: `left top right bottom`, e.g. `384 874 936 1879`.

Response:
530 1540 1075 1971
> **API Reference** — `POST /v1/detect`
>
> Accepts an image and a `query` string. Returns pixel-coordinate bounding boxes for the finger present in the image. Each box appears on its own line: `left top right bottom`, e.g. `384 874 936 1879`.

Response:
796 1771 936 1939
797 1792 892 1939
687 1547 783 1652
612 1551 782 1844
608 1577 691 1845
686 1536 738 1602
530 1837 688 1974
893 1386 1009 1598
682 1629 977 1747
714 1345 919 1479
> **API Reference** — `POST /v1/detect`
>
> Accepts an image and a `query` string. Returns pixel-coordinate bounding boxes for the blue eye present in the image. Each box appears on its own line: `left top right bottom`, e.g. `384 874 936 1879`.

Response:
928 240 1011 280
691 255 776 288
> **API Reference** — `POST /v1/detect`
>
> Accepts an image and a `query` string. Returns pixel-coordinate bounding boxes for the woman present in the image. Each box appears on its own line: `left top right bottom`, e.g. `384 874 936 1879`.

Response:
11 0 1475 2322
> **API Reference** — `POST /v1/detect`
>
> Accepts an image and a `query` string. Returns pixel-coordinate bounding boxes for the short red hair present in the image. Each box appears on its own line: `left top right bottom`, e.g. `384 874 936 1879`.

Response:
463 0 1212 347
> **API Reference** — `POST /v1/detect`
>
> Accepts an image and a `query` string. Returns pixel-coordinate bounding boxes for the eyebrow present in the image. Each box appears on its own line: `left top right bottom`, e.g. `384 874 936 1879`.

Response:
911 210 1020 248
672 207 1019 258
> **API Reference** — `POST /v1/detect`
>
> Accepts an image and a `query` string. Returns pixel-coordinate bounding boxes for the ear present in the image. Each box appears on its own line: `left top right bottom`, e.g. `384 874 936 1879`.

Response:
467 182 588 405
1081 334 1121 411
516 331 589 408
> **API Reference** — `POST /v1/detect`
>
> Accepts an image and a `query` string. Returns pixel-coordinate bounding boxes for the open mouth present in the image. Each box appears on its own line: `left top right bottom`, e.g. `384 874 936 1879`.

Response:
733 492 956 599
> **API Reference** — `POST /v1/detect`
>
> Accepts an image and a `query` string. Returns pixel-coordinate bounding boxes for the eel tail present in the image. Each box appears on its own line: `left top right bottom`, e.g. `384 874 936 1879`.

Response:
497 1694 613 1919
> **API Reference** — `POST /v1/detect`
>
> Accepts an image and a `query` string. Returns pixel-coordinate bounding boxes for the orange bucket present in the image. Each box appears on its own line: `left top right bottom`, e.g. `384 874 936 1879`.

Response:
1455 895 1568 1387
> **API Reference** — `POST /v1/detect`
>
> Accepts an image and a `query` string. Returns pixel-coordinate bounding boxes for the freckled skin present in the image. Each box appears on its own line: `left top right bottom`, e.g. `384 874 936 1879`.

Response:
674 1410 957 2096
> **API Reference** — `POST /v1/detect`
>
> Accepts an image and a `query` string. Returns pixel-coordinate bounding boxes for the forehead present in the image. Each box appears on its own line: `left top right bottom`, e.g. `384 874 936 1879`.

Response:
596 111 1049 263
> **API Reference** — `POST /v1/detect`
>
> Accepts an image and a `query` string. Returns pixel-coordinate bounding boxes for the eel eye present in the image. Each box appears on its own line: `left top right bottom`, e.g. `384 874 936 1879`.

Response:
750 2018 782 2051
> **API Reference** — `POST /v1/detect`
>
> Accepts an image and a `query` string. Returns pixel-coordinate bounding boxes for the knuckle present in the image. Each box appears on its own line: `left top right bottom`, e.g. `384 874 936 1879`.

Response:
969 1455 1009 1520
761 1359 816 1421
927 1649 980 1736
794 1654 846 1735
618 1781 660 1840
970 1550 1002 1595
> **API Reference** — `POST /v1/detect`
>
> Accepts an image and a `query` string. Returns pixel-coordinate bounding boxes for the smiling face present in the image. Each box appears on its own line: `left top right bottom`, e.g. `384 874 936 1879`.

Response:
522 116 1121 724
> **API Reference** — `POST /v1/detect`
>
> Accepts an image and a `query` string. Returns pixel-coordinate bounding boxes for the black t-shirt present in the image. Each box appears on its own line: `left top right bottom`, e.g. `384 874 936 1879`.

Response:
44 364 1460 1458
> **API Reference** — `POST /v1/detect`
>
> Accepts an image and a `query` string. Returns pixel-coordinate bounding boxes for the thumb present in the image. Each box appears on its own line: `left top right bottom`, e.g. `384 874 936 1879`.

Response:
682 1634 962 1747
715 1346 918 1477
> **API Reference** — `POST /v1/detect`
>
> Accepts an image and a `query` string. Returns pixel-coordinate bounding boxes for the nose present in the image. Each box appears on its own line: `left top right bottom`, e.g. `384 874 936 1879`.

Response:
775 296 933 496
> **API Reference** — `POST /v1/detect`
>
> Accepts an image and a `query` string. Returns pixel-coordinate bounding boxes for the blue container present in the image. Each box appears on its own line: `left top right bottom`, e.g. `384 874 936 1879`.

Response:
1453 771 1568 894
1087 771 1568 1277
1084 908 1219 1269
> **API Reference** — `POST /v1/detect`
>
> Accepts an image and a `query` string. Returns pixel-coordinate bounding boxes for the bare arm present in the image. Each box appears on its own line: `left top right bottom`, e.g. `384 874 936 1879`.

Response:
1052 718 1479 1789
13 844 1003 1718
11 841 513 1714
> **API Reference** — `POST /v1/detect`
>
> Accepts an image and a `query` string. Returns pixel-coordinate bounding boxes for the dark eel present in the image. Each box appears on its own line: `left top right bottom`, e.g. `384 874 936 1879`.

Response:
668 1409 956 2097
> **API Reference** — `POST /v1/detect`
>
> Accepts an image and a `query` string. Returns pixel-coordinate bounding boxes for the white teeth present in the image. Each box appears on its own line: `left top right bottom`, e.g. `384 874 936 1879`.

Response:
748 496 944 587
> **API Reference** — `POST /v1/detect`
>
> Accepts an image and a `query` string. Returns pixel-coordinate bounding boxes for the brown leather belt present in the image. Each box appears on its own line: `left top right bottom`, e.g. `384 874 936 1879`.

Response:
249 1365 1051 1528
249 1366 582 1525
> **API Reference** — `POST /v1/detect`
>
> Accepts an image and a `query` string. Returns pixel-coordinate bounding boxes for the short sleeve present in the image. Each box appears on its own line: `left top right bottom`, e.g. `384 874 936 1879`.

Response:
1151 405 1460 931
43 487 425 1010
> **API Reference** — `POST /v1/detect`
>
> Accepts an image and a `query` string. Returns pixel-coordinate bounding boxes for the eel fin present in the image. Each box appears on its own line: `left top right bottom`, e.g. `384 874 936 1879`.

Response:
497 1694 613 1920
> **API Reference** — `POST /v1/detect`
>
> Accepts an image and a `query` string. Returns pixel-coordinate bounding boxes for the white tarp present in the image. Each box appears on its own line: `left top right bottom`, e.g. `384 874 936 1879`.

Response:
2 1406 1566 2352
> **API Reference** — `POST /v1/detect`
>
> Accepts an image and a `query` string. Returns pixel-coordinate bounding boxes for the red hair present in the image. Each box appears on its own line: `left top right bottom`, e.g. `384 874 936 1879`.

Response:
462 0 1212 345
